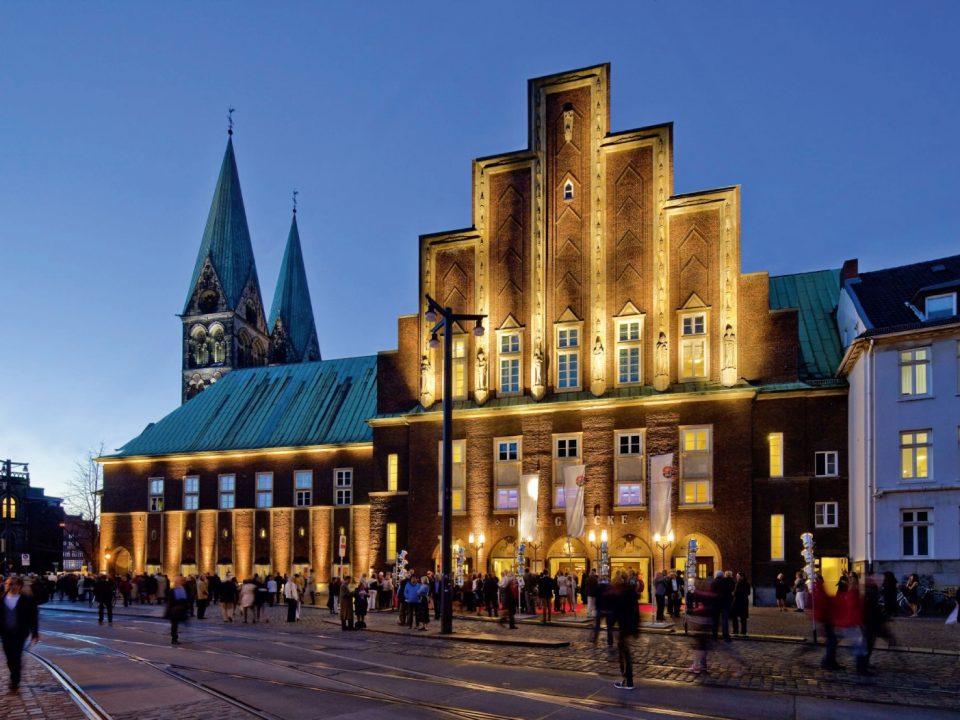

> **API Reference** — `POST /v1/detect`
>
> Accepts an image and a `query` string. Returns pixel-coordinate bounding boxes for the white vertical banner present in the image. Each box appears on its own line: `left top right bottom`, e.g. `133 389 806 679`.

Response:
563 464 587 538
649 453 674 539
519 474 539 541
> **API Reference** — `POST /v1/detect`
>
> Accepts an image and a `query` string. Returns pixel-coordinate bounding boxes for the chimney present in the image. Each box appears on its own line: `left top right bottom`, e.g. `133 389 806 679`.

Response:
841 258 859 281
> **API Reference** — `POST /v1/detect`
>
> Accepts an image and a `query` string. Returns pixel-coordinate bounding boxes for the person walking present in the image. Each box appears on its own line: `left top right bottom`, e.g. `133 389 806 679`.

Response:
219 574 237 622
1 576 40 694
730 573 751 636
483 573 499 618
654 571 668 623
612 573 639 690
327 576 341 616
415 575 431 631
195 574 209 620
904 573 920 617
339 576 355 630
774 573 789 612
166 576 189 646
498 572 519 629
813 574 840 670
881 571 899 617
94 573 116 626
537 570 554 624
284 574 299 623
239 578 257 623
583 569 599 619
354 580 368 629
401 573 418 628
793 571 808 612
710 571 733 641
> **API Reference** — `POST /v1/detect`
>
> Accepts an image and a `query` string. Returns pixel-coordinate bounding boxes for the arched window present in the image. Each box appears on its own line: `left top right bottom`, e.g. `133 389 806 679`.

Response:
252 339 266 366
237 330 252 367
245 301 258 325
190 325 209 367
1 495 16 519
563 180 574 201
209 324 226 364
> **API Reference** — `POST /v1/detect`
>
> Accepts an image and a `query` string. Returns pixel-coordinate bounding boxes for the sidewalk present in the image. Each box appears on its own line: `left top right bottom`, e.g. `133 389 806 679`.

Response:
2 653 87 720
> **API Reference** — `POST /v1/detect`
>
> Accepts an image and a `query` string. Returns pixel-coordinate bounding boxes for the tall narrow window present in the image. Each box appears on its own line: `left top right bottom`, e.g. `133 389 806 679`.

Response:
900 430 931 480
901 509 932 557
148 478 164 512
183 476 199 510
499 332 521 395
815 451 839 477
255 472 273 508
899 348 931 397
563 179 574 201
1 496 17 519
615 430 645 506
556 326 580 390
768 433 784 478
386 522 397 562
295 470 312 507
679 312 708 380
437 440 466 512
680 427 712 506
452 336 467 400
616 319 643 385
387 454 399 493
494 437 521 510
219 474 235 509
335 468 353 506
553 434 582 508
770 514 785 561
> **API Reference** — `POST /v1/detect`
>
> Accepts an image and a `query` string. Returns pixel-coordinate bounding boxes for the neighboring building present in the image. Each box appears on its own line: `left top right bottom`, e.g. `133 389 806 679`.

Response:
838 255 960 588
1 459 65 573
100 65 849 600
62 513 98 572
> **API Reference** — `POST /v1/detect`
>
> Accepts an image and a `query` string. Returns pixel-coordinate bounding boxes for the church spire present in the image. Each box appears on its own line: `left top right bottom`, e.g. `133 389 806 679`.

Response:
269 207 320 363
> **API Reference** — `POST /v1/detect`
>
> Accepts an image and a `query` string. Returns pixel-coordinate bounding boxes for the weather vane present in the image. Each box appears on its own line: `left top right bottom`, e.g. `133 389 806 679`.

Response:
292 189 299 215
227 107 235 136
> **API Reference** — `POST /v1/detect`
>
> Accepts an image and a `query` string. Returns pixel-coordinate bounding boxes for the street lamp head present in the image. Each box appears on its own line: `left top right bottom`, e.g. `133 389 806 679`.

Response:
600 529 608 543
588 529 596 544
429 332 440 349
469 532 475 545
479 532 485 547
653 532 661 544
425 308 439 323
667 530 675 543
473 319 484 337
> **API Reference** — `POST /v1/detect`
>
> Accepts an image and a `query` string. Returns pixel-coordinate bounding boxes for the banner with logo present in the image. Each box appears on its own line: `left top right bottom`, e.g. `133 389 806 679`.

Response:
563 464 587 538
649 453 674 539
519 474 539 541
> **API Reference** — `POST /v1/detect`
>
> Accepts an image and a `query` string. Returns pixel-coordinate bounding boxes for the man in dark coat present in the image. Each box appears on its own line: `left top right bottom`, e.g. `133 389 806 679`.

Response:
710 571 733 641
1 576 40 693
537 570 554 623
612 574 640 690
94 574 116 625
166 576 189 645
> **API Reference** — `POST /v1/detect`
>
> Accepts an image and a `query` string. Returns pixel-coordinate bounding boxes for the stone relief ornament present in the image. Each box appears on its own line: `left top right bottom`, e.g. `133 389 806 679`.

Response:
475 346 489 405
532 341 545 400
420 354 435 408
591 335 605 397
654 331 669 392
721 324 737 387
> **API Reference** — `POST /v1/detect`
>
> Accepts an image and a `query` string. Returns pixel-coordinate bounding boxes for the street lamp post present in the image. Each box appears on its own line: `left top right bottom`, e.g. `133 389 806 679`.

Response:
525 535 542 573
427 293 486 635
468 531 485 574
588 529 600 570
653 530 674 573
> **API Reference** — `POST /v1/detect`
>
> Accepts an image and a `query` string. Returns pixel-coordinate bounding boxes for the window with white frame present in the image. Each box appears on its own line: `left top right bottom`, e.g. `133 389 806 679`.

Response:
452 336 467 400
616 319 642 385
615 430 645 506
815 451 839 477
494 437 521 510
183 476 199 510
294 470 312 507
901 509 932 557
925 292 956 320
770 514 785 560
900 430 931 480
556 326 580 390
148 478 164 512
899 348 931 397
553 434 582 508
334 468 353 506
499 332 521 395
680 427 712 505
679 311 708 380
815 501 838 528
768 432 784 478
218 474 235 509
255 472 273 508
437 440 466 512
387 454 398 493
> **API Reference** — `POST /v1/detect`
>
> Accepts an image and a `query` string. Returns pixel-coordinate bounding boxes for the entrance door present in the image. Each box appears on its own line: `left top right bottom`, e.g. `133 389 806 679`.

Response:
180 563 198 578
549 557 587 576
491 558 514 578
611 557 651 601
819 557 848 596
254 563 272 580
674 556 714 579
113 548 132 576
216 563 233 580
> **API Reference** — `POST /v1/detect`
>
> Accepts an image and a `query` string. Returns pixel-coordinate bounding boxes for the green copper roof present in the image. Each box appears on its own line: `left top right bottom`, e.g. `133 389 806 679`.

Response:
768 268 843 380
268 214 320 361
109 355 376 458
183 137 260 313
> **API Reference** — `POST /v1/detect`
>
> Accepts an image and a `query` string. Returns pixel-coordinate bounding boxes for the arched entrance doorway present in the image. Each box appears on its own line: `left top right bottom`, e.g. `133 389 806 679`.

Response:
545 536 588 577
431 537 469 576
671 533 722 580
608 534 653 603
112 547 132 576
487 536 520 578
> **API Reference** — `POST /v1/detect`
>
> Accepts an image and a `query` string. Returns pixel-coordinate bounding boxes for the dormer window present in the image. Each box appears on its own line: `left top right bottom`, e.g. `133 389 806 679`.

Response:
925 293 957 320
563 180 574 202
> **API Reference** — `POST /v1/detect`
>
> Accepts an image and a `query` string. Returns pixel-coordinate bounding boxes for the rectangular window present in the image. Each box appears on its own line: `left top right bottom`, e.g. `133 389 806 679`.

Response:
770 514 785 561
386 522 397 562
294 470 312 507
499 332 521 395
900 430 931 480
452 336 467 400
387 454 398 493
615 430 645 506
556 326 580 390
680 427 712 506
901 509 932 557
679 312 708 380
815 501 838 528
899 348 931 397
148 477 164 512
334 468 353 506
616 319 643 385
815 451 839 477
437 440 466 512
769 433 784 478
925 292 956 320
553 434 582 508
255 472 273 508
218 474 235 510
494 437 521 510
183 476 199 511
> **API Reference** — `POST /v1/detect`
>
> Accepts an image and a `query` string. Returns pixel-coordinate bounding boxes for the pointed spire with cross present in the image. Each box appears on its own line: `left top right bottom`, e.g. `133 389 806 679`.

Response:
227 107 235 136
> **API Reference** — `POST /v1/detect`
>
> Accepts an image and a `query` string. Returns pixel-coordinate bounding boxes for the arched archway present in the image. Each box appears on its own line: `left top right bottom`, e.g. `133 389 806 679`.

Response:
608 533 654 602
671 533 722 579
112 547 132 577
430 537 468 576
487 535 519 578
545 536 588 577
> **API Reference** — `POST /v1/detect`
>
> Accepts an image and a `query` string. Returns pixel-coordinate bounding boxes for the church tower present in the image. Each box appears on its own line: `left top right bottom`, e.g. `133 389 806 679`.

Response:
268 210 321 364
180 131 269 402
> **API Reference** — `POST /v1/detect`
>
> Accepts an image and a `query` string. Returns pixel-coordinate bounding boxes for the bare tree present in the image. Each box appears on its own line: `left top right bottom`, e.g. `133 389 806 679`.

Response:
64 442 106 566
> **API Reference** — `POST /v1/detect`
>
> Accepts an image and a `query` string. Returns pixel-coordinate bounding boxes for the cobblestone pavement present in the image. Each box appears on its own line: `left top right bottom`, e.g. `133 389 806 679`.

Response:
0 653 86 720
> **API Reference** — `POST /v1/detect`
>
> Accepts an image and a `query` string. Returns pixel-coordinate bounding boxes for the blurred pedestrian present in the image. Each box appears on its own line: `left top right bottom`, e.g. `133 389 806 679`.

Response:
774 573 789 612
166 576 189 646
612 572 639 690
94 573 116 625
731 572 751 636
1 576 40 694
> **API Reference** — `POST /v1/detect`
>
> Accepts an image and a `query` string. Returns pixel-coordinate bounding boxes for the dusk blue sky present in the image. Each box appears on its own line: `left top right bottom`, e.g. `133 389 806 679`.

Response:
1 3 957 504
